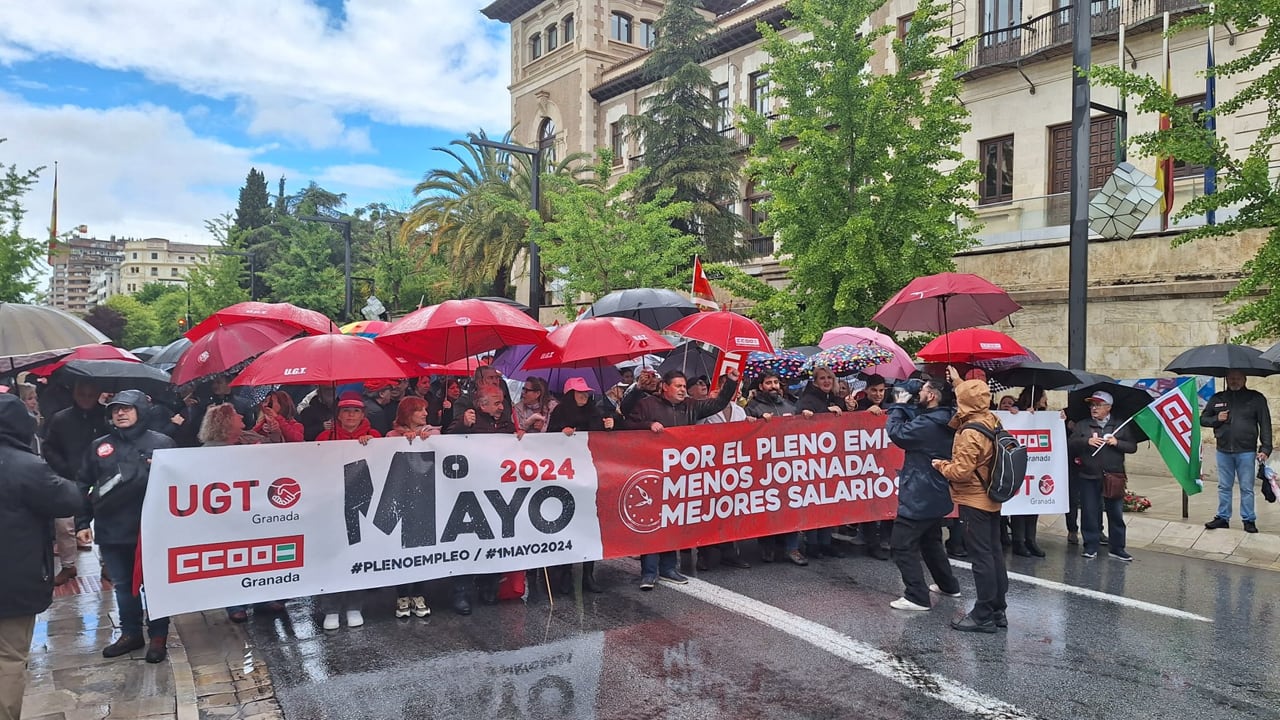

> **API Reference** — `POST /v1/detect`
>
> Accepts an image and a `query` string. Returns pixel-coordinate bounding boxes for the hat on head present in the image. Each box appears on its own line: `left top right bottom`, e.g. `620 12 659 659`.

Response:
338 391 365 409
1086 390 1114 405
691 375 709 386
563 377 591 393
364 379 396 393
106 389 149 410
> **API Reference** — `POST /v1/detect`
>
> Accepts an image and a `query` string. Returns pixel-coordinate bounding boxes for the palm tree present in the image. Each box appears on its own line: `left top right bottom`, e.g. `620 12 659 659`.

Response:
401 129 590 297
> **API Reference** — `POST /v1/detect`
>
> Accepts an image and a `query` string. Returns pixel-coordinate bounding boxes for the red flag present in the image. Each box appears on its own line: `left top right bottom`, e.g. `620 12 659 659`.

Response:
691 256 719 311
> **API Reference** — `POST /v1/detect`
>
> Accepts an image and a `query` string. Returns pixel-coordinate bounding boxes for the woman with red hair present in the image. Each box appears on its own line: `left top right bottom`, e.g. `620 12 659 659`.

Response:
384 396 439 619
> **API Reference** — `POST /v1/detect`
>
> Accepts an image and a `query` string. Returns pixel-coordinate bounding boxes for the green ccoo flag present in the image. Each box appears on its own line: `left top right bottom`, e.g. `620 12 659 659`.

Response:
1133 378 1203 495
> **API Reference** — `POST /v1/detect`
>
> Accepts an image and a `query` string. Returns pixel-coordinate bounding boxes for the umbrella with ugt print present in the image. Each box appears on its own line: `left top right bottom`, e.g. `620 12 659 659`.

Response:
522 317 674 389
170 320 303 389
376 298 549 365
185 301 339 341
492 344 622 393
232 333 413 387
665 310 774 355
916 328 1028 364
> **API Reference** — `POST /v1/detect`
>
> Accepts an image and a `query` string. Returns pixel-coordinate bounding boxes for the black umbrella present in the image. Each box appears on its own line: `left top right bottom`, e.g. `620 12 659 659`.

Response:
473 296 531 312
993 362 1113 391
1165 343 1277 377
786 345 823 358
657 342 719 381
1065 381 1157 441
52 359 175 400
129 346 163 361
145 337 192 371
1257 341 1280 365
579 288 697 330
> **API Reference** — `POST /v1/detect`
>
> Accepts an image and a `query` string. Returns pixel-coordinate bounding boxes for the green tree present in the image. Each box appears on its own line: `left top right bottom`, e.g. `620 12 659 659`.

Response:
625 0 745 261
742 0 981 344
529 153 702 317
260 216 345 318
102 295 158 348
148 292 189 345
234 168 273 231
1091 3 1280 342
0 140 44 302
133 282 182 305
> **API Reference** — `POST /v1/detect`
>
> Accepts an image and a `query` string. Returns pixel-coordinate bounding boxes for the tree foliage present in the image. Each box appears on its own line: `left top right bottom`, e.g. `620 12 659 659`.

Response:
0 139 44 302
742 0 980 345
625 0 745 261
259 216 346 319
529 153 702 317
84 304 128 345
1091 2 1280 342
101 295 157 348
234 168 273 231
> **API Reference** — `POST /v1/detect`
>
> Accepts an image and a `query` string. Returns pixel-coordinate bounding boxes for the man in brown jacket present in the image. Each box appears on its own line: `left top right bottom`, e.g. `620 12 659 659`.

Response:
932 378 1008 633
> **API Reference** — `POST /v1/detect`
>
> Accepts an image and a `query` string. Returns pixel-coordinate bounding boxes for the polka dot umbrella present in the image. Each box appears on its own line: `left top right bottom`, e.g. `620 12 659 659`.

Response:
801 344 895 377
744 350 810 384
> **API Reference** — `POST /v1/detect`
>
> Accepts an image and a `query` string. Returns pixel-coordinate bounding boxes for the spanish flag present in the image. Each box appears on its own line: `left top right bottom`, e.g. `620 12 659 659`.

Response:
691 255 719 311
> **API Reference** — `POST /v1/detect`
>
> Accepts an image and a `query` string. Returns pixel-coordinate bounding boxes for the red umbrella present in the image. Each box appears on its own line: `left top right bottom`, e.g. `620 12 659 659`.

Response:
664 310 774 354
171 320 301 387
232 334 412 386
917 329 1028 363
415 357 486 376
872 273 1020 333
522 317 674 370
186 301 339 341
376 299 549 364
26 345 140 377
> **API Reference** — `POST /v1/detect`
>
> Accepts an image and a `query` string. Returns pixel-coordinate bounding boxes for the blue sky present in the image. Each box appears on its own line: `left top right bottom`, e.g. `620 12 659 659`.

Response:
0 0 512 244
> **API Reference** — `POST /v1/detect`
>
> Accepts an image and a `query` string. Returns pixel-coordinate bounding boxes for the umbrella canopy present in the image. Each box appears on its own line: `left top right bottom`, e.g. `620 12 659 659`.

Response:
579 288 697 331
917 328 1027 363
1260 341 1280 365
186 301 339 341
657 342 720 381
802 344 895 377
377 299 549 364
1065 381 1158 441
744 350 810 384
819 326 915 380
1165 343 1278 377
872 272 1020 333
27 345 141 377
339 320 390 337
130 346 162 361
232 333 411 387
171 320 302 388
492 345 621 393
523 317 674 370
665 310 774 354
992 361 1113 391
786 345 823 358
473 296 531 312
0 303 111 374
145 337 192 371
52 359 173 398
416 357 488 377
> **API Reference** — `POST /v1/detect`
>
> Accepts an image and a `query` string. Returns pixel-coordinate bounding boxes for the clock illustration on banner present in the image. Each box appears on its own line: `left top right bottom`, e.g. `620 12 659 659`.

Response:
618 469 663 534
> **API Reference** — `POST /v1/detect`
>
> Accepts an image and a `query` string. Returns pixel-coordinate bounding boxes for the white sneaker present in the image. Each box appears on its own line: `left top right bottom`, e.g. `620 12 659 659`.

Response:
929 584 961 598
412 596 431 618
395 597 411 618
890 597 930 611
322 613 340 631
346 610 364 628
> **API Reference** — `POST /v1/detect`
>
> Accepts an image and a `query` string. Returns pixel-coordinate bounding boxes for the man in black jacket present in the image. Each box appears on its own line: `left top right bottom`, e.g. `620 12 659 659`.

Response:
1068 391 1137 561
744 372 797 419
1201 370 1272 533
0 394 83 720
885 380 962 611
40 380 109 584
75 389 176 663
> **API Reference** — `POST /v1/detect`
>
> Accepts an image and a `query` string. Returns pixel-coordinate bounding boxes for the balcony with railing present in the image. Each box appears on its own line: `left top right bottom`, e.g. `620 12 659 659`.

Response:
954 0 1204 79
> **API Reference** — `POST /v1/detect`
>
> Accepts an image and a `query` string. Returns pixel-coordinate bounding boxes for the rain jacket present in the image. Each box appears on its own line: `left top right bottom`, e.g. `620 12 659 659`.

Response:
316 418 381 442
745 391 797 418
75 403 176 545
794 383 842 415
935 380 1000 513
0 395 83 618
446 409 516 435
886 403 957 520
1200 387 1273 456
299 397 335 441
548 398 609 432
1068 413 1137 479
252 414 304 443
40 402 110 482
623 379 737 429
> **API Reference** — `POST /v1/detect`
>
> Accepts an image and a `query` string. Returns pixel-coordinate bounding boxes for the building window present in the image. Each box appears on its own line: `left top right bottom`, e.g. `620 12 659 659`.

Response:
538 117 557 165
611 12 632 43
128 284 135 292
563 14 574 42
171 268 179 277
546 24 557 51
131 252 138 259
750 72 770 117
979 135 1014 205
745 181 772 256
131 266 139 274
640 20 657 49
897 13 912 41
150 267 158 276
1048 116 1117 195
610 122 625 165
150 252 158 260
1174 94 1207 179
178 255 184 261
713 83 730 134
530 32 542 60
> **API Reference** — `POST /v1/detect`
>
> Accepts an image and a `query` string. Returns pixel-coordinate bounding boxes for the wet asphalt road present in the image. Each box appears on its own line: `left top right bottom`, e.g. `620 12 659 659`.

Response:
242 537 1280 720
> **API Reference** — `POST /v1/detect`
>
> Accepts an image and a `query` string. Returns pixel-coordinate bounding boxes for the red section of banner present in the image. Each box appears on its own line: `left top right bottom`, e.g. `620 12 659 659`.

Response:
590 414 903 558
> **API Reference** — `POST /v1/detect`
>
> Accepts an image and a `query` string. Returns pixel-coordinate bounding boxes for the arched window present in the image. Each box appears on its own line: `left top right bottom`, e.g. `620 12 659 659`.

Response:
611 12 632 43
563 14 575 43
546 24 558 51
538 118 557 165
530 32 542 60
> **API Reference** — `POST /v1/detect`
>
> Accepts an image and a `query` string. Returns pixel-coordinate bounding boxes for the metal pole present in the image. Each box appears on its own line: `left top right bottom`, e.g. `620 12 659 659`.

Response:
249 251 257 302
528 151 542 321
343 221 353 322
1116 23 1127 163
1067 0 1092 370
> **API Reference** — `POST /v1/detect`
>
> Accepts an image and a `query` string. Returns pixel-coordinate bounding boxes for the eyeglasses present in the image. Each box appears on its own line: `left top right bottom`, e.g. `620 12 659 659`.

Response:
522 387 538 393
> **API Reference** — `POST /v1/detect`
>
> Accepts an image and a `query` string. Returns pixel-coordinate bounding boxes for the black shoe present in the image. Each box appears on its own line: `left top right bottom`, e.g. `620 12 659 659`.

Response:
145 637 168 664
721 557 751 569
1011 543 1031 557
1081 551 1097 559
759 546 775 563
950 615 997 634
1205 517 1229 530
658 569 689 585
1067 531 1079 546
639 573 657 590
1109 550 1133 562
102 634 145 658
993 611 1008 629
582 563 604 594
452 593 472 616
1026 541 1046 558
946 547 969 559
868 545 890 561
1244 521 1259 534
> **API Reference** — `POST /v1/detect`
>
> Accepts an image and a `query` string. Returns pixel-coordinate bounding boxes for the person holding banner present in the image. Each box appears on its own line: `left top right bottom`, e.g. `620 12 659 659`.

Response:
885 379 963 611
548 377 614 594
386 397 441 618
744 372 806 565
1068 391 1137 561
1009 388 1047 558
625 368 740 590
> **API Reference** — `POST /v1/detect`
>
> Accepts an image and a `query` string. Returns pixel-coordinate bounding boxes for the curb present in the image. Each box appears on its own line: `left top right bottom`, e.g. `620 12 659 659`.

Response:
1036 515 1280 571
166 622 200 720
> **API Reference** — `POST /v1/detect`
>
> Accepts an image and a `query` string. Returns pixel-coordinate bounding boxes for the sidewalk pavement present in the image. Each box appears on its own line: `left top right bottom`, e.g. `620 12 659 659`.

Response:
20 550 282 720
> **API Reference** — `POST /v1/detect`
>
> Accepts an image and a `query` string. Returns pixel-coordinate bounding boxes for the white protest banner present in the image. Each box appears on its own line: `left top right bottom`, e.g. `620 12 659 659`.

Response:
995 410 1069 515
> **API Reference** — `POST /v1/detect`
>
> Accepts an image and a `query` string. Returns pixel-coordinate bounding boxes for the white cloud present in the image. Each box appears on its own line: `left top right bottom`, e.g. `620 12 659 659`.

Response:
316 163 417 190
0 0 512 149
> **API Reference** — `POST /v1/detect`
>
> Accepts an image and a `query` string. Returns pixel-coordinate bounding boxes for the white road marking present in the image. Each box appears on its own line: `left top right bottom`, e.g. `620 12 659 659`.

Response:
669 577 1040 720
946 559 1212 623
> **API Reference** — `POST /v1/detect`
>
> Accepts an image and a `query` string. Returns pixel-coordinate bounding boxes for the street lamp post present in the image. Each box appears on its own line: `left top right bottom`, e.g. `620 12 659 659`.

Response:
156 278 191 329
299 215 353 322
467 134 542 320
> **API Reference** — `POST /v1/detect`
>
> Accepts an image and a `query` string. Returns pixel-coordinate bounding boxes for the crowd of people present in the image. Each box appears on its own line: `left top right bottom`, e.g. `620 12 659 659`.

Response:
1 355 1274 718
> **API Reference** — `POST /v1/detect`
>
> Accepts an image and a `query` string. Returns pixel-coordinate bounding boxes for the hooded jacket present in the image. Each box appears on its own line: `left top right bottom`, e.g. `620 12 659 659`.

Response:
40 402 109 482
1200 387 1273 455
934 380 1000 513
74 393 176 545
745 390 797 419
0 395 84 618
886 403 957 520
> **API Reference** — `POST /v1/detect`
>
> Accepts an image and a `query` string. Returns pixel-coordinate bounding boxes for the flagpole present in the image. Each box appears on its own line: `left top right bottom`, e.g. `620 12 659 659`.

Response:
1205 4 1218 226
47 160 58 264
1090 412 1140 456
1117 23 1127 163
691 255 698 298
1159 12 1172 232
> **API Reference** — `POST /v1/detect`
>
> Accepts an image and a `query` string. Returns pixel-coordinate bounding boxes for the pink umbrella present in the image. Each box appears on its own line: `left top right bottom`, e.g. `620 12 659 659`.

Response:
819 327 915 380
872 272 1020 333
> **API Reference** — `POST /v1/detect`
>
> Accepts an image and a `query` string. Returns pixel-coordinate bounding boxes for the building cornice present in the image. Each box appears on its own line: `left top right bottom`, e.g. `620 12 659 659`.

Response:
484 0 751 24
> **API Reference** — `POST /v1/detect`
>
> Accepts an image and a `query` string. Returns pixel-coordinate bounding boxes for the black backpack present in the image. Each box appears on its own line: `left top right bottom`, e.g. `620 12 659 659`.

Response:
961 422 1026 503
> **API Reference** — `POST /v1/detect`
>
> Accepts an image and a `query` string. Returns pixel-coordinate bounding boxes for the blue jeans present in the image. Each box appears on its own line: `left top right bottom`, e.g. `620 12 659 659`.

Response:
639 552 678 577
1216 451 1257 522
1079 476 1126 554
99 543 169 639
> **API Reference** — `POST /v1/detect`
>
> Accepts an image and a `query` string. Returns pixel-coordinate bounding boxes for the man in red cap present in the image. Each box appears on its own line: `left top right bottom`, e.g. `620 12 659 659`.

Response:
362 381 396 436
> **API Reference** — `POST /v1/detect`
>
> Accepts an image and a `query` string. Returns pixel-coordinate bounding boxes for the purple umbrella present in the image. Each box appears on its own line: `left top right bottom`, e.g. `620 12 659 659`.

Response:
491 344 621 394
